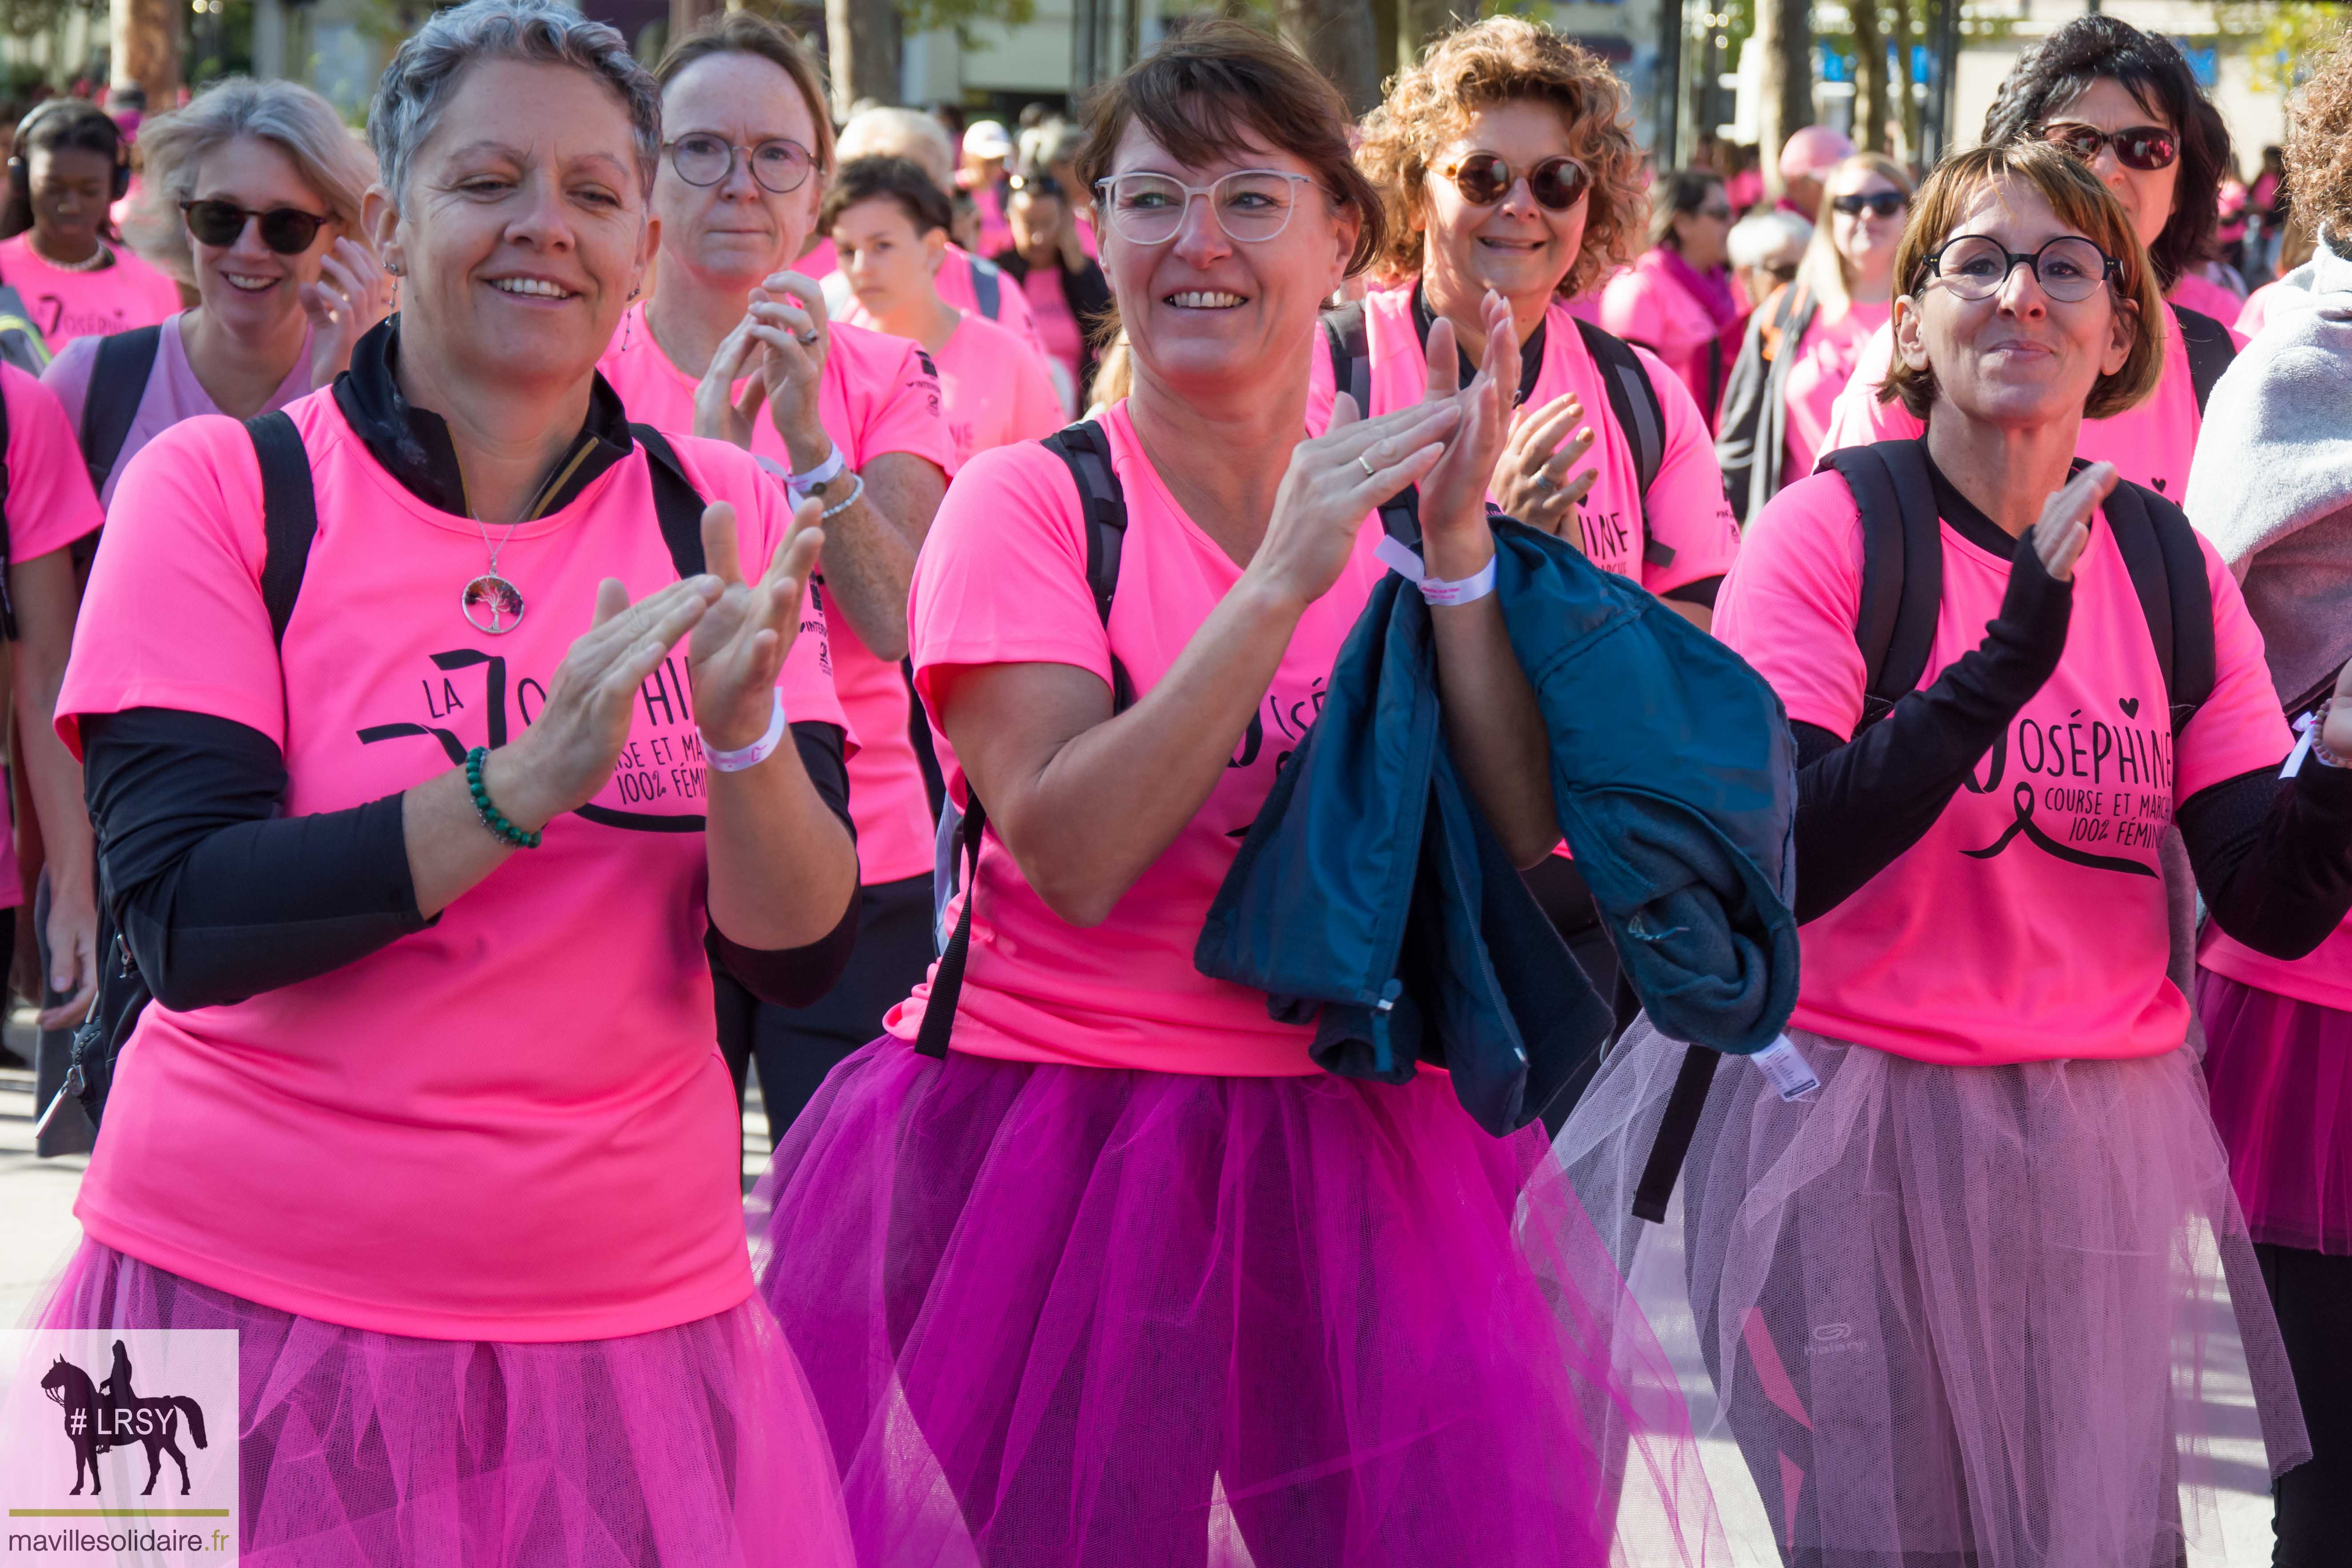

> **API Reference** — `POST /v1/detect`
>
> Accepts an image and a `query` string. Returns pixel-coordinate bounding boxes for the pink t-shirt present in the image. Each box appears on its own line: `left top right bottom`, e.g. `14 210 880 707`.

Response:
886 402 1393 1077
1022 264 1087 393
56 392 847 1340
1817 304 2236 501
792 235 836 279
0 234 181 350
600 303 953 885
0 364 108 910
2167 269 2245 325
44 311 312 504
2234 279 2290 341
1718 469 2290 1066
1599 249 1727 416
1304 288 1741 596
1781 298 1890 486
939 245 1041 354
928 311 1064 469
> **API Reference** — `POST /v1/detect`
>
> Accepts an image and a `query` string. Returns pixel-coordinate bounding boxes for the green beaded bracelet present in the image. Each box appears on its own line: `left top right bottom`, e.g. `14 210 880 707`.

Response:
465 746 543 850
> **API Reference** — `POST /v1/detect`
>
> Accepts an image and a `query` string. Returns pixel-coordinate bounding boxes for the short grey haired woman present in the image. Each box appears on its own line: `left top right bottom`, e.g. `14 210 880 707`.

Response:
31 2 859 1560
44 76 388 506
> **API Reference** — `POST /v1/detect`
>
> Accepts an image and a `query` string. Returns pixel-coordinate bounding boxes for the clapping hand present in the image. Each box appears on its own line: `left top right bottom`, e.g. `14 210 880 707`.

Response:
687 497 825 752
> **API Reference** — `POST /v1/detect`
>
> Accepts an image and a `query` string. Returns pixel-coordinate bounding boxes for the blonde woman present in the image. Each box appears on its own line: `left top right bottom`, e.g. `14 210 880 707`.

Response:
43 76 389 505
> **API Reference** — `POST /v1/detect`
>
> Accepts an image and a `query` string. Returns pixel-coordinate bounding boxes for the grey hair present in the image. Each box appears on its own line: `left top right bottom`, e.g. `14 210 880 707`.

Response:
123 77 378 289
837 106 954 194
1725 209 1810 273
368 0 662 200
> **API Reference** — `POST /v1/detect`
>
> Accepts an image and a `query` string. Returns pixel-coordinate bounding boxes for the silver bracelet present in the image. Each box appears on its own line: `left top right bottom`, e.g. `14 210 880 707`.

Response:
820 470 866 521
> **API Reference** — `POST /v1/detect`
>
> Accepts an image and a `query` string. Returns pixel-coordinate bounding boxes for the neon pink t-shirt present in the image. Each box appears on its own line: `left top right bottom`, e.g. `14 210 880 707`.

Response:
0 234 181 350
1781 298 1890 486
1598 249 1726 415
939 244 1041 354
793 235 836 279
44 311 312 505
2167 269 2245 325
1304 288 1741 596
886 402 1393 1076
2234 279 2290 340
56 392 848 1340
1717 469 2290 1066
928 311 1064 469
0 364 107 911
1817 305 2232 501
599 303 952 885
1021 264 1086 393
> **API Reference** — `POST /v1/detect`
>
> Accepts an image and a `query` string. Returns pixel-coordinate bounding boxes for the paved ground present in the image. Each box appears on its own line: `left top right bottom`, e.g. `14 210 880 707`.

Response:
0 1018 2285 1563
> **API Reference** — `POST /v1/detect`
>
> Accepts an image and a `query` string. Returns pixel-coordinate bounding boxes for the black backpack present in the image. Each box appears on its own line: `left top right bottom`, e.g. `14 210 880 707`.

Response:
1630 436 2216 1223
969 255 1003 320
2171 302 2236 430
1320 300 1681 573
77 322 162 499
51 413 711 1131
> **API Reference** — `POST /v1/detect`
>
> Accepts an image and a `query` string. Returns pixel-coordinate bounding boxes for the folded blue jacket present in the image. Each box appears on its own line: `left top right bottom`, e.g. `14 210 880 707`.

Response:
1196 518 1800 1136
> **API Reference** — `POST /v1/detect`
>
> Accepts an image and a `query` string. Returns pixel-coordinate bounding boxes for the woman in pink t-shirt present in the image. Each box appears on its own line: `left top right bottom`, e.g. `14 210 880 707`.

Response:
600 12 956 1140
1598 168 1741 424
0 100 183 350
753 22 1718 1566
823 155 1064 467
1565 143 2352 1566
30 6 860 1560
44 78 388 506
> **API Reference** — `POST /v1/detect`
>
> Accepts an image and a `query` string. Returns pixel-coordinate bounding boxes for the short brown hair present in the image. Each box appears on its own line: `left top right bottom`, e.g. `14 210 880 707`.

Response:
2286 32 2352 256
1356 17 1643 299
1073 18 1385 277
1881 140 2164 425
655 11 836 181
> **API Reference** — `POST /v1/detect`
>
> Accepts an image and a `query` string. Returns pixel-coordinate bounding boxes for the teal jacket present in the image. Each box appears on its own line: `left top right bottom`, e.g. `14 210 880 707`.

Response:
1196 517 1799 1136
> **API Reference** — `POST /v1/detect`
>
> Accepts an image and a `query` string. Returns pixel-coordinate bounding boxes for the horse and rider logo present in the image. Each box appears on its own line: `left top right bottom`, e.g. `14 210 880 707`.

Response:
37 1339 209 1496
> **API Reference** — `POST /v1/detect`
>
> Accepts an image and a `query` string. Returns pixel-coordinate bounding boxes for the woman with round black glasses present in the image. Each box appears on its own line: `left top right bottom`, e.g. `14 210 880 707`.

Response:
1820 14 2244 500
44 77 387 507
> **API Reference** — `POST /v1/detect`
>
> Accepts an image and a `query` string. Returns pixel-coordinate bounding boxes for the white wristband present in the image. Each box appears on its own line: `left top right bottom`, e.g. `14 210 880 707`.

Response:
1372 534 1498 606
787 443 847 500
704 691 788 773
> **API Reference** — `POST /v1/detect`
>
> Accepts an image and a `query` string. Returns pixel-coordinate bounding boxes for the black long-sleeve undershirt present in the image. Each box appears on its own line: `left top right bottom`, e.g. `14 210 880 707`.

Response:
82 706 858 1013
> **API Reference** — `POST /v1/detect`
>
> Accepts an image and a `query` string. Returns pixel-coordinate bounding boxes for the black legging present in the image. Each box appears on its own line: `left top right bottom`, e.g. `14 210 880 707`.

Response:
2257 1242 2352 1566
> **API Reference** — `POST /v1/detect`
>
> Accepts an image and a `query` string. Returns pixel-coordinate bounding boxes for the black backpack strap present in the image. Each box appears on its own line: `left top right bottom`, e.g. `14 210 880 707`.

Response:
1321 300 1373 416
78 323 161 499
2101 479 2216 732
1573 318 1673 567
2170 302 2236 418
246 411 317 648
629 424 709 578
1823 440 1944 729
970 255 1003 320
917 419 1131 1061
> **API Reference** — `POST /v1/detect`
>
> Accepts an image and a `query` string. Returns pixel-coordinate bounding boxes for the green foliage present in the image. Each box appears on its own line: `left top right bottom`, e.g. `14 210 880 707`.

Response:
0 0 106 44
896 0 1039 46
2213 2 2347 94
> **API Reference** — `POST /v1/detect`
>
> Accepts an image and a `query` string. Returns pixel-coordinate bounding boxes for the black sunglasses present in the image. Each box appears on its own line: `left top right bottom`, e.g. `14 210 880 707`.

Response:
181 199 332 254
2042 122 2180 172
1008 171 1063 198
1832 191 1908 218
1441 152 1591 212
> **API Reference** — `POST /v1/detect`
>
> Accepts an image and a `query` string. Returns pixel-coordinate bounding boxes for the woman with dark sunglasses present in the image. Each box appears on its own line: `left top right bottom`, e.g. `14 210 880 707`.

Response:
1819 15 2244 500
43 77 387 506
1567 139 2345 1568
598 11 955 1142
1600 168 1742 425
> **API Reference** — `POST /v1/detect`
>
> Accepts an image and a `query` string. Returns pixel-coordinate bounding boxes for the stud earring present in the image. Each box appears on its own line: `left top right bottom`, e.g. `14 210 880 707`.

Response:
385 259 404 277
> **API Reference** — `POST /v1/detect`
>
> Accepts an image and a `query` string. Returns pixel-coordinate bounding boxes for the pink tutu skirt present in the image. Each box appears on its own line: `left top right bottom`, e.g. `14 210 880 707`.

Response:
749 1037 1723 1567
1556 1016 2309 1568
2199 967 2352 1253
32 1242 855 1568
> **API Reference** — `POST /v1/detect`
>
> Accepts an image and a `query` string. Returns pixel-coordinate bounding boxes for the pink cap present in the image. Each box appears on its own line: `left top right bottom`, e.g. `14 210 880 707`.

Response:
1779 125 1856 181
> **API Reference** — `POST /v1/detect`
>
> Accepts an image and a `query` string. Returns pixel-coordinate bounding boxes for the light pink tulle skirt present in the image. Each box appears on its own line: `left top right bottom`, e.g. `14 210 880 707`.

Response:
1557 1015 2310 1568
32 1242 855 1568
749 1036 1726 1567
2199 968 2352 1254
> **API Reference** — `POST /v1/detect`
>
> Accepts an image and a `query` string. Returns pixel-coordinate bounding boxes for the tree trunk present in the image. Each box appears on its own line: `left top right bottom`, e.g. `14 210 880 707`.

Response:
109 0 178 106
1400 0 1457 75
1853 0 1886 154
1280 0 1382 117
826 0 899 116
1891 0 1919 161
1755 0 1812 196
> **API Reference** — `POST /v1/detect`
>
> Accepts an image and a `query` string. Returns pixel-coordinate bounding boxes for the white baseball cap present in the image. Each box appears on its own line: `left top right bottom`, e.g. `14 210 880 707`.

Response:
963 120 1013 159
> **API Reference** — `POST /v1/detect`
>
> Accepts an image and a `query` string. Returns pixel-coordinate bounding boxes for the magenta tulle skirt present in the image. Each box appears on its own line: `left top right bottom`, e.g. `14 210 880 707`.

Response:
1556 1015 2310 1568
748 1037 1724 1567
2199 967 2352 1254
32 1242 855 1567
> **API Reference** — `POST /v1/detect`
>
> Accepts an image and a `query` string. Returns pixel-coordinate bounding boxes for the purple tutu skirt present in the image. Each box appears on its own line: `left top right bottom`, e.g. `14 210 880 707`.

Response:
1557 1015 2309 1568
32 1242 855 1568
749 1037 1723 1567
2199 967 2352 1254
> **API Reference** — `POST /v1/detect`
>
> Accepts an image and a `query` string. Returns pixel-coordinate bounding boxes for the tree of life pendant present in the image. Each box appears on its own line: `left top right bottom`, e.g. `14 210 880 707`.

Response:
463 573 526 634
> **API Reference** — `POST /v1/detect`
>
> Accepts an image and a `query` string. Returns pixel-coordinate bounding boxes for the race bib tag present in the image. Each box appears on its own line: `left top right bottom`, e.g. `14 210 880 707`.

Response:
1752 1035 1821 1103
